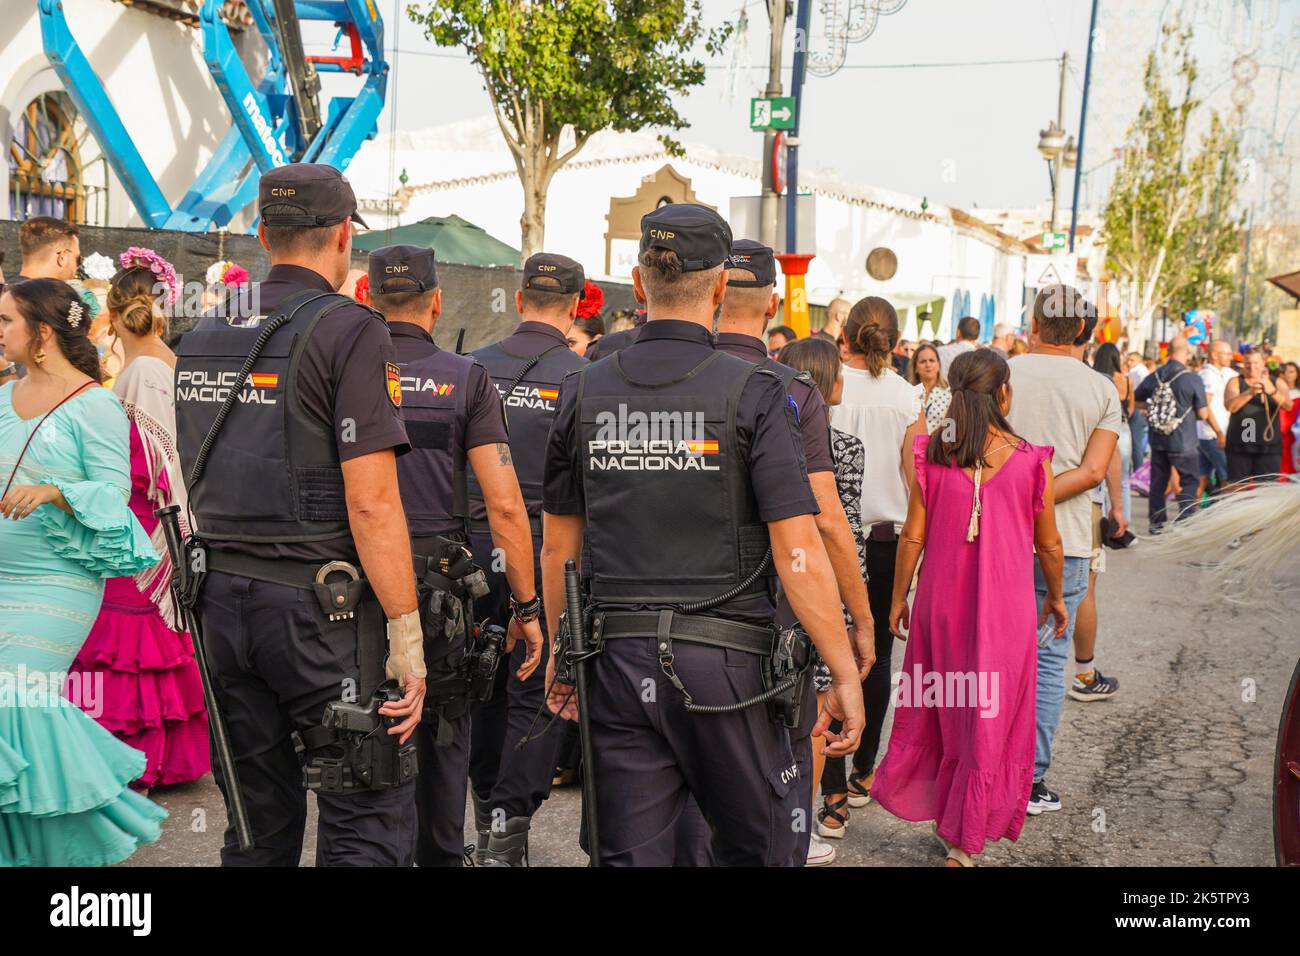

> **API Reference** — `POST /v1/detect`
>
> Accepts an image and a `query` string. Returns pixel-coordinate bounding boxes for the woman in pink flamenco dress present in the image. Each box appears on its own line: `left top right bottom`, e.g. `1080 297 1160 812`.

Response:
874 349 1067 866
67 254 209 790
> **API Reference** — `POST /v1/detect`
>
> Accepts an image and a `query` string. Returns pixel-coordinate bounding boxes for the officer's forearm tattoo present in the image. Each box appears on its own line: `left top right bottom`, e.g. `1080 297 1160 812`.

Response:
496 442 513 466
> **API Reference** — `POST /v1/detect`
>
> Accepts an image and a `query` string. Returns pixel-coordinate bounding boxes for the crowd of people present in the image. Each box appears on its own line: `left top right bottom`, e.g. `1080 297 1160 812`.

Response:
0 179 1295 869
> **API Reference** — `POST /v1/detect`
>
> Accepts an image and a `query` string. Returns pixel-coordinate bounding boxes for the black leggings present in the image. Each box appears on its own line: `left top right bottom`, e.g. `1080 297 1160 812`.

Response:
820 536 897 796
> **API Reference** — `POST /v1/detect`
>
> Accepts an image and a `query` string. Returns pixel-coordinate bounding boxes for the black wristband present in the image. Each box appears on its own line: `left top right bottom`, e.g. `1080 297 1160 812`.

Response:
510 594 541 623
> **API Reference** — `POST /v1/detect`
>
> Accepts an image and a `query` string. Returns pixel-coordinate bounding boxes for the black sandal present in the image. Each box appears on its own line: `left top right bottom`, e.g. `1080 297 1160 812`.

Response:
817 796 849 839
847 770 872 807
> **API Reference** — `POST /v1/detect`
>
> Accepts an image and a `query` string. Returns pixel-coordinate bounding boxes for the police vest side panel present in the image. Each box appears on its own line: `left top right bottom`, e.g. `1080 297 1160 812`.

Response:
393 344 474 540
467 340 586 522
577 351 772 606
175 292 353 544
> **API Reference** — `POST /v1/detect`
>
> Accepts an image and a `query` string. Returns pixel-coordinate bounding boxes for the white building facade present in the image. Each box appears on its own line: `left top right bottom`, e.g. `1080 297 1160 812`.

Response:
352 117 1047 340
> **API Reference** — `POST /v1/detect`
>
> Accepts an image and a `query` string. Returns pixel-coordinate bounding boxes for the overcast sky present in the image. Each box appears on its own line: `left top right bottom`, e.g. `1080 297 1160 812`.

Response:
324 1 1103 211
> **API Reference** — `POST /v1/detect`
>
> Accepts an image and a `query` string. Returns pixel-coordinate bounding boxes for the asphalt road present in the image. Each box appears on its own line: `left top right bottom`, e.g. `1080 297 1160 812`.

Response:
127 511 1297 867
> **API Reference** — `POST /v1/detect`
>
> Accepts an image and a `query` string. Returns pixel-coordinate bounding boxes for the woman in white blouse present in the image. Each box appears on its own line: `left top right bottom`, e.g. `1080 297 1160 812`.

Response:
818 296 925 840
907 341 952 435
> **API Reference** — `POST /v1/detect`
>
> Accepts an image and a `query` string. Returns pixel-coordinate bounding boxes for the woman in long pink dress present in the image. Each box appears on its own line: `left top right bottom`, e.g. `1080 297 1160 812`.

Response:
873 349 1067 866
67 254 209 790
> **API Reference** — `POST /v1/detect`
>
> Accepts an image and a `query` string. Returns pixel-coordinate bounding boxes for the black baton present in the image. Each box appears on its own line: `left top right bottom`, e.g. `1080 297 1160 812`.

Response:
565 559 600 866
155 505 254 852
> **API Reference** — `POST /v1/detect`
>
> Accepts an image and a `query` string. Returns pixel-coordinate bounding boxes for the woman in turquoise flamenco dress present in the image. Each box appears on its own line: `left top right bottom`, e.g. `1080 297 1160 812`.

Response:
0 278 167 866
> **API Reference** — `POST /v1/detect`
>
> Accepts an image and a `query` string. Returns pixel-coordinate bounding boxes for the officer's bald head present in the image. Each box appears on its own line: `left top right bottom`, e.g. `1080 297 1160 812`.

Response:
717 266 778 334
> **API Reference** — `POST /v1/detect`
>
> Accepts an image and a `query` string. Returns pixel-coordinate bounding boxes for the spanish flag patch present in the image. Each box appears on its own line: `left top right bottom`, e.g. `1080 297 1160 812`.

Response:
250 372 279 389
537 388 559 400
686 440 719 454
386 362 402 407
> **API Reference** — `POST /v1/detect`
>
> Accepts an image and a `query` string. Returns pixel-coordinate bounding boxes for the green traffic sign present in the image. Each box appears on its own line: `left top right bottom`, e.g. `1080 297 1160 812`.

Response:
1041 231 1067 250
750 96 796 130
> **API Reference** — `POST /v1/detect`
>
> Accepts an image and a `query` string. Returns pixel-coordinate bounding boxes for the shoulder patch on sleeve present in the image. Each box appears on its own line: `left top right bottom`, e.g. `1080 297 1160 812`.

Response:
386 362 402 407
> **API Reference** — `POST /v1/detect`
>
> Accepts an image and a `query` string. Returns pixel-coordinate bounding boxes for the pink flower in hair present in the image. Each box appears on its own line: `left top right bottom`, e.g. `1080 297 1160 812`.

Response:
222 263 250 287
120 246 180 305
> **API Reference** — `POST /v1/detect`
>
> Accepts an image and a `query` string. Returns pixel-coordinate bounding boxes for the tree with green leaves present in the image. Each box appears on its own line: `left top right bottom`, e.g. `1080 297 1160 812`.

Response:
1101 24 1243 342
407 0 728 257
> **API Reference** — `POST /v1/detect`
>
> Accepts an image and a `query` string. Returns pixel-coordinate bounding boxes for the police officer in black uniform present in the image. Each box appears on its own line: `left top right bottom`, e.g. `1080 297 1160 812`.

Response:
466 252 589 865
367 244 544 867
540 204 867 866
175 164 426 866
715 239 875 865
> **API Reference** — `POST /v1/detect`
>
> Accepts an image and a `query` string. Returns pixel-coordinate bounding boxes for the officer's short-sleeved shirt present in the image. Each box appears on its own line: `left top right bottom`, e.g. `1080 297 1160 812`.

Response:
544 319 818 622
714 332 834 475
388 321 509 450
212 264 410 562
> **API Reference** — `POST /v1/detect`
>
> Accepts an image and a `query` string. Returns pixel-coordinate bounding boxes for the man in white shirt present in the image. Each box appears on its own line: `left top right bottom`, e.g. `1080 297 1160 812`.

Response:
1007 285 1121 816
936 315 980 376
1197 338 1234 497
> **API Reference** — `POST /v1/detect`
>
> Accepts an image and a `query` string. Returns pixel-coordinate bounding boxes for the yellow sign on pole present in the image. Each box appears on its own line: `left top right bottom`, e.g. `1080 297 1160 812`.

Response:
775 253 815 339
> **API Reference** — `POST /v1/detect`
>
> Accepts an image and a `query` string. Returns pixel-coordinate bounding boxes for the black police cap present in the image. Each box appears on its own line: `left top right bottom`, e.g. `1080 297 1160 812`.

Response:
368 244 438 295
727 239 777 287
259 163 368 228
638 203 732 272
523 253 584 295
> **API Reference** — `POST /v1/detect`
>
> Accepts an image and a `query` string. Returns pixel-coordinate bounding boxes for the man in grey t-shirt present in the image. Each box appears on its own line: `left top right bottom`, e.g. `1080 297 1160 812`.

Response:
1007 285 1121 815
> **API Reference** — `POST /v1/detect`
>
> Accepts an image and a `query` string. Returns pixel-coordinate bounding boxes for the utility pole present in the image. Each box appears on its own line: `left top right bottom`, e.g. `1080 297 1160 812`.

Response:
1050 51 1068 233
1068 0 1099 252
760 0 788 248
785 0 810 254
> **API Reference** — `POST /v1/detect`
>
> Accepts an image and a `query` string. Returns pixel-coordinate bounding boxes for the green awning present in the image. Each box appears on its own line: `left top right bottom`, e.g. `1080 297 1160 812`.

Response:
353 215 521 268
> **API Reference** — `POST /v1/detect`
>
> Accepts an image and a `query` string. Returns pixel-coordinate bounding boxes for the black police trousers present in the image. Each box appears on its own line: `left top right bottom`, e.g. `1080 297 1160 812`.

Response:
199 571 416 866
467 533 562 822
586 634 801 866
413 628 470 867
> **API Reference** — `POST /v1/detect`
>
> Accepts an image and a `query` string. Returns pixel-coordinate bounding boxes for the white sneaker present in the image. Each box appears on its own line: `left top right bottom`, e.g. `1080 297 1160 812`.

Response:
806 834 837 866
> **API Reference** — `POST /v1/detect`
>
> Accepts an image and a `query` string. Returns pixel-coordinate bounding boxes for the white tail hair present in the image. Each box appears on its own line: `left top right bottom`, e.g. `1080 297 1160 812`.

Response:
1142 479 1300 603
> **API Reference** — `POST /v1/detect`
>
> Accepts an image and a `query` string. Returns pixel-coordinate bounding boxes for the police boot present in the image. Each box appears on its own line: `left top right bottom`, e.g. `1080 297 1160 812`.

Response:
470 792 493 867
479 816 531 867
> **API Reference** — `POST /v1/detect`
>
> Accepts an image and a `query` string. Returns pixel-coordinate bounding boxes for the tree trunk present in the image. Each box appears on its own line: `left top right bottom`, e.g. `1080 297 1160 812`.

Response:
519 165 547 260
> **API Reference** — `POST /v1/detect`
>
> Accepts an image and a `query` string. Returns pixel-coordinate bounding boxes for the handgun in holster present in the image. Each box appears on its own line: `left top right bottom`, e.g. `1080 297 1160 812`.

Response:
300 561 418 794
764 626 814 730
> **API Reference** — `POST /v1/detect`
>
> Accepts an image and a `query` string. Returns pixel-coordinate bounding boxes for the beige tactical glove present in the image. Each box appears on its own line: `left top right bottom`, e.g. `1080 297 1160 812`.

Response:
385 610 426 681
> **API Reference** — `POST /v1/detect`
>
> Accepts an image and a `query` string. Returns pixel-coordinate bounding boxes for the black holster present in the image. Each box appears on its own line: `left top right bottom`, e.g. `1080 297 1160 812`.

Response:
302 680 419 793
764 626 814 730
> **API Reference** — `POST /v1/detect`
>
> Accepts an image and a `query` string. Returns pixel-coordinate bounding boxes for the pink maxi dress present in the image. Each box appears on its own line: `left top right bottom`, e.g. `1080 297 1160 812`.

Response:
870 434 1051 855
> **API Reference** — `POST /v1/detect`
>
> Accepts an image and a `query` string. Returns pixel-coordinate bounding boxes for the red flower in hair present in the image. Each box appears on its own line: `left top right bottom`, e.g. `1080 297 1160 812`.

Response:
576 280 603 319
354 274 370 305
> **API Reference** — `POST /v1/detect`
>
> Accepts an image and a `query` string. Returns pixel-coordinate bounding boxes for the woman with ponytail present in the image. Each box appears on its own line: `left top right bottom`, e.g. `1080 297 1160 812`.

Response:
870 349 1066 865
68 257 210 791
0 277 167 865
816 296 925 838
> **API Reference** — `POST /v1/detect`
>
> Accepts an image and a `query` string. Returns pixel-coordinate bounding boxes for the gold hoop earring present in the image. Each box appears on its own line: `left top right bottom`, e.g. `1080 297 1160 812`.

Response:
33 348 46 367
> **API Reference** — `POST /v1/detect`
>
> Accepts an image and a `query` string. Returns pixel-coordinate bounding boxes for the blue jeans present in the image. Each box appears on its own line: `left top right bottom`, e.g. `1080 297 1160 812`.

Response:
1033 557 1091 783
1198 438 1228 490
1129 411 1148 470
1117 421 1132 523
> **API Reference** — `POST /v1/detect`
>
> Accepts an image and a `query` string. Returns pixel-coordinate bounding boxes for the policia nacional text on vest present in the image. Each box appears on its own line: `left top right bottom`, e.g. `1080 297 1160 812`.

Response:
175 289 417 837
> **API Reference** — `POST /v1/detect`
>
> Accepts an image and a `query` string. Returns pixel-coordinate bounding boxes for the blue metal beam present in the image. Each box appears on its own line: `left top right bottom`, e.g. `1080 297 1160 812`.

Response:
200 0 295 172
163 125 258 230
37 0 172 228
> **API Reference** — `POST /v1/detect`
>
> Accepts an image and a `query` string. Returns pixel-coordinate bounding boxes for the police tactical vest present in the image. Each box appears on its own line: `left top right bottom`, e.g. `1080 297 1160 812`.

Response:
175 290 358 545
468 337 585 522
391 331 474 538
576 349 773 606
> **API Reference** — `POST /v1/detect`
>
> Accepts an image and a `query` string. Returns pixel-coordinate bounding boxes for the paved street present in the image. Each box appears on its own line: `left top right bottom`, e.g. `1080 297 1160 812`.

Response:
127 512 1297 867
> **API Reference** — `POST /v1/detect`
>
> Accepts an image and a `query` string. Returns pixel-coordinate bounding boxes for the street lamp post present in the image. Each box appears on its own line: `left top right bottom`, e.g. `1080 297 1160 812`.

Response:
1038 52 1071 235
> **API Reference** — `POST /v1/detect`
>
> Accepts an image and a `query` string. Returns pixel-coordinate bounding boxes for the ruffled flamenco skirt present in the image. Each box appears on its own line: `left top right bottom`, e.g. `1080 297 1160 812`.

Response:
68 576 209 790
